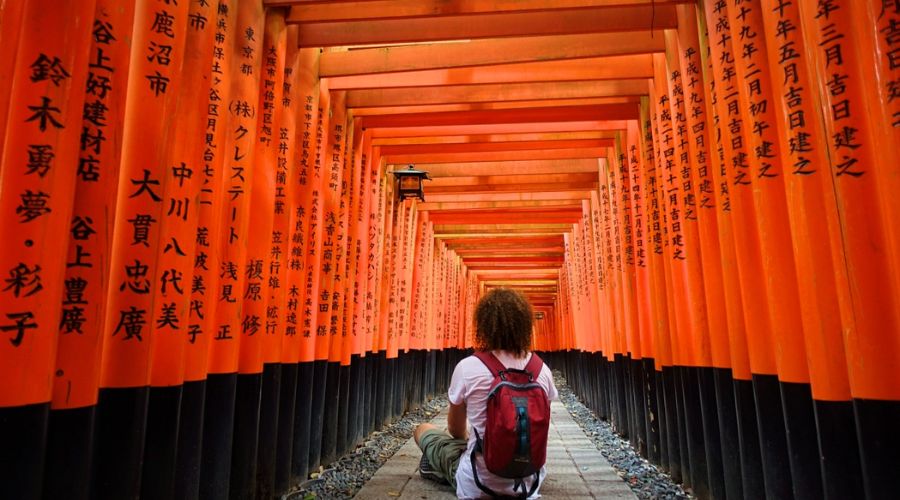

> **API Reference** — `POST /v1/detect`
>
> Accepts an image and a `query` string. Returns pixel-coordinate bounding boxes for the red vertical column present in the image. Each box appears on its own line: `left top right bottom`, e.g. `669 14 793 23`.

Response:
288 46 323 484
140 0 216 497
45 3 135 496
51 0 134 413
0 0 95 495
798 0 900 495
200 1 264 498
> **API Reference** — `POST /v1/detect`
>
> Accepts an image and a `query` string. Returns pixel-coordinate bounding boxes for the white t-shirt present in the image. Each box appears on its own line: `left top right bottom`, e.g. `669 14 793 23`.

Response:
448 351 559 499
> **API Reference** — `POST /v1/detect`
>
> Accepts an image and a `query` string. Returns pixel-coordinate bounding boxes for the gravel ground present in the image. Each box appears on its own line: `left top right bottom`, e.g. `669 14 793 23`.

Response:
284 396 449 500
555 372 692 500
287 373 689 499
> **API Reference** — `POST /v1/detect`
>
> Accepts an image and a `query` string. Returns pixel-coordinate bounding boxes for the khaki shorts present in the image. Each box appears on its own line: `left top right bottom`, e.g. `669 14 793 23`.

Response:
418 429 468 488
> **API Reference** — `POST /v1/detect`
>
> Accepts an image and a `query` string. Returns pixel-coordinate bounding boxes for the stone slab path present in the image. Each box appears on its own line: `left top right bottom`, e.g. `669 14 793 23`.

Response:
354 401 637 499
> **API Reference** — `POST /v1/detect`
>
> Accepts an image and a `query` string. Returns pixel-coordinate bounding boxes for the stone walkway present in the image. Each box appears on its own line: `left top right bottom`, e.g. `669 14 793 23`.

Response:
355 401 637 499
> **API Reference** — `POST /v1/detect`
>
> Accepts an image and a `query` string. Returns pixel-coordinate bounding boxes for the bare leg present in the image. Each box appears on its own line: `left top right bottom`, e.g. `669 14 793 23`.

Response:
414 423 437 446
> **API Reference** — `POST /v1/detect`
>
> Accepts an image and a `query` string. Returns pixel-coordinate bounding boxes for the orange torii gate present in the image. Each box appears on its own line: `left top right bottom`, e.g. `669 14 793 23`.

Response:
0 1 897 499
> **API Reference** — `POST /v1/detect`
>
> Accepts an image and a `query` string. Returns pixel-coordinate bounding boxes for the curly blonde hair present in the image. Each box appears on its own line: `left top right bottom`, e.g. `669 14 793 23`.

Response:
474 288 533 357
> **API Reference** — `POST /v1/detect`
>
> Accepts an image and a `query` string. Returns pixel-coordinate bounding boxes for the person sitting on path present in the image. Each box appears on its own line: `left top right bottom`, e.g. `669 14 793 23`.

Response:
414 288 559 499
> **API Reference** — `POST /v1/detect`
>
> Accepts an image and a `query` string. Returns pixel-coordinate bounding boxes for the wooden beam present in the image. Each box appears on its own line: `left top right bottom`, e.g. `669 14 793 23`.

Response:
292 5 677 46
434 224 572 233
328 55 654 90
319 32 666 76
346 79 648 107
441 235 566 247
369 120 629 138
385 147 607 163
361 103 639 128
418 160 600 178
380 139 611 156
278 0 684 22
373 131 615 146
426 191 594 203
426 180 599 193
350 98 640 116
427 172 598 187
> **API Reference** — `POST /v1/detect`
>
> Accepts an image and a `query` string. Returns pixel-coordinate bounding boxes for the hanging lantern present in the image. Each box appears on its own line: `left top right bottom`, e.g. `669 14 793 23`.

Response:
390 164 431 202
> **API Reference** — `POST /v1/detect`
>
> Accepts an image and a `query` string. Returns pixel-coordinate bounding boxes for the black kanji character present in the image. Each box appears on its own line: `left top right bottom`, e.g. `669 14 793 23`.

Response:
215 324 233 340
146 41 173 65
188 323 202 343
81 125 106 154
151 10 176 38
25 97 63 131
63 277 89 304
86 72 113 98
189 12 207 30
93 20 116 44
78 155 101 182
164 237 186 256
156 302 179 329
25 144 54 177
3 263 43 297
83 99 109 127
60 306 87 334
242 314 261 335
127 213 157 247
120 259 151 294
71 216 97 240
160 268 184 294
146 71 170 96
1 312 37 346
16 189 50 222
130 169 162 201
29 53 70 86
171 162 193 186
112 306 147 341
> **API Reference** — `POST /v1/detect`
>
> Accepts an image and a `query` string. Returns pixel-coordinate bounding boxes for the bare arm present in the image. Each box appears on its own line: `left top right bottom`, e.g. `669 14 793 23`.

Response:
447 401 468 440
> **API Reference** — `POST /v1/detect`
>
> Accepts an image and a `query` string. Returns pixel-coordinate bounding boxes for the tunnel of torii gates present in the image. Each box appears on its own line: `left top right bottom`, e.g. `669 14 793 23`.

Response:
0 0 898 499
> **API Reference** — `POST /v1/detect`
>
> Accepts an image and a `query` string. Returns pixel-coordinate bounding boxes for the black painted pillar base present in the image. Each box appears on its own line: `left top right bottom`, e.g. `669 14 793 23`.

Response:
141 385 183 500
199 373 237 500
320 361 341 467
813 399 863 499
348 354 362 450
292 361 314 485
255 363 281 500
779 381 823 500
661 367 681 482
275 363 297 495
336 362 352 457
696 368 724 499
712 369 743 500
375 352 387 430
0 402 48 500
751 374 793 500
733 378 765 499
91 386 149 500
43 405 94 500
174 379 206 500
681 368 706 496
230 372 262 500
631 357 648 458
307 359 328 472
384 356 395 426
854 398 900 500
643 359 660 466
674 368 692 490
655 368 668 472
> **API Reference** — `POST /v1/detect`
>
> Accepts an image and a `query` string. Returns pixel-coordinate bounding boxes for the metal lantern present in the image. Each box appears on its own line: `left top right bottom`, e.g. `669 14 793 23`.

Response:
390 164 431 202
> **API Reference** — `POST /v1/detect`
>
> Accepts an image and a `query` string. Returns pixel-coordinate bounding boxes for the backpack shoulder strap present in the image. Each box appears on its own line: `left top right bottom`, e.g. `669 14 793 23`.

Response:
524 353 544 379
473 351 507 377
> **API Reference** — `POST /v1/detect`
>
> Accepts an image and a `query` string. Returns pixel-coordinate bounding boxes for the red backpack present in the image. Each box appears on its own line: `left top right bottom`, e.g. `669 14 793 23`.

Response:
470 351 551 499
